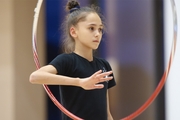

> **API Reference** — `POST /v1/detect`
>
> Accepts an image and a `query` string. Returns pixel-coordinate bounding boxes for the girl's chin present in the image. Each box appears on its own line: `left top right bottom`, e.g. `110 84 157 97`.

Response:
92 45 100 50
93 47 99 50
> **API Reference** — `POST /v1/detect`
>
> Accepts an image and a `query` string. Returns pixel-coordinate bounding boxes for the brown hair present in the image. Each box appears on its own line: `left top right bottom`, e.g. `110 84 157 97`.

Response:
61 0 105 53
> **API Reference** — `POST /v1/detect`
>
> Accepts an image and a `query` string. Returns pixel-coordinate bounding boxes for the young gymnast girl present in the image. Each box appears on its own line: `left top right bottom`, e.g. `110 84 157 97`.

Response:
30 0 116 120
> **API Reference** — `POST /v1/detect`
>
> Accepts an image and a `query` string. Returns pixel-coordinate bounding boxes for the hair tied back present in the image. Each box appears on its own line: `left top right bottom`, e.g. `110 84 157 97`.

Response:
66 0 80 13
70 5 80 13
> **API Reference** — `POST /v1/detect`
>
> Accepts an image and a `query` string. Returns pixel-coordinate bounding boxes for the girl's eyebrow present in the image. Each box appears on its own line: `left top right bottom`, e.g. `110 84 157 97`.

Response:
88 23 103 27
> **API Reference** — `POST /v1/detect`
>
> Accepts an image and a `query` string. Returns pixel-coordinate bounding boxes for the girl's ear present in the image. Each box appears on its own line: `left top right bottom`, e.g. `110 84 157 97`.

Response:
70 26 77 38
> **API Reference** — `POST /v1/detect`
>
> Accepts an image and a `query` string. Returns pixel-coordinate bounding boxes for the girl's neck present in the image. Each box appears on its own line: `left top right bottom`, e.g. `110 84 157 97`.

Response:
74 49 93 62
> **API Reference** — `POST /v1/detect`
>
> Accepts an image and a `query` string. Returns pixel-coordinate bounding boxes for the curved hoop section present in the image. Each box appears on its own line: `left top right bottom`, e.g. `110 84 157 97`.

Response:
121 0 178 119
32 0 177 120
32 0 83 120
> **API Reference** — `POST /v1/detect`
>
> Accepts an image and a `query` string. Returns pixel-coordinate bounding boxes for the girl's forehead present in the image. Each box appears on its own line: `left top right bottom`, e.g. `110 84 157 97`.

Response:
80 13 102 25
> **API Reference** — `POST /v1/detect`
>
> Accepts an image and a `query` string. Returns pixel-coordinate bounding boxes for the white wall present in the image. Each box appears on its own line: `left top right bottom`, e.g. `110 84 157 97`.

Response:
164 0 180 120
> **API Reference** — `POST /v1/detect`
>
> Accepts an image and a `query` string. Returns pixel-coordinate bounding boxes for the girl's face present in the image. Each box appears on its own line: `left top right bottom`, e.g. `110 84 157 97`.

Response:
72 13 103 50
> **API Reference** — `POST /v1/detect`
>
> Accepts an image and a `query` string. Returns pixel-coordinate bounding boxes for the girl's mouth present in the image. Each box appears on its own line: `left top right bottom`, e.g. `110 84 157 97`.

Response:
93 40 99 42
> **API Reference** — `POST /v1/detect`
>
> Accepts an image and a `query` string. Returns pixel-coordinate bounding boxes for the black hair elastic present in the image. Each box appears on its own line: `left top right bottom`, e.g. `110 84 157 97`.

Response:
69 5 80 13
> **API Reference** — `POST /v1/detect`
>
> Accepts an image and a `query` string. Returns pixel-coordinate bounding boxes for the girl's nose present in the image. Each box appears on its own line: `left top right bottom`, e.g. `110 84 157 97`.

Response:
95 30 100 37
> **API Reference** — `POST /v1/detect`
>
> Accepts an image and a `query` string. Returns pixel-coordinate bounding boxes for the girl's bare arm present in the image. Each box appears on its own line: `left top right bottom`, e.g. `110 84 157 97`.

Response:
29 65 113 90
107 92 114 120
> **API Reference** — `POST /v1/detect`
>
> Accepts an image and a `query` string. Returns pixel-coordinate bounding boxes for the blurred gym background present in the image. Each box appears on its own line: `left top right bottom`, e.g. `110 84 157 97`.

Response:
0 0 180 120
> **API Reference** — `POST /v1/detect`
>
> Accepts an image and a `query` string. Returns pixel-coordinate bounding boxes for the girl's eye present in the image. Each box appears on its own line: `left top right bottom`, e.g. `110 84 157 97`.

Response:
98 28 104 34
89 27 94 31
99 28 102 32
89 27 104 34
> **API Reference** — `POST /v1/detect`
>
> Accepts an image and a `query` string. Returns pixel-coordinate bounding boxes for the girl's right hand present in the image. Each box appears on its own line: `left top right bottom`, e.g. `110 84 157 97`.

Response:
79 70 113 90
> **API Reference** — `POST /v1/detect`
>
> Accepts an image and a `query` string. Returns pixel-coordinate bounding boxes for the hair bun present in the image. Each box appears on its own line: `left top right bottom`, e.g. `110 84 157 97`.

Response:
66 0 80 11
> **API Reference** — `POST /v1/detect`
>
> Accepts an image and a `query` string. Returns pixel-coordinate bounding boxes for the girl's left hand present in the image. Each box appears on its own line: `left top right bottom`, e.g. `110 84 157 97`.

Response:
79 70 113 90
